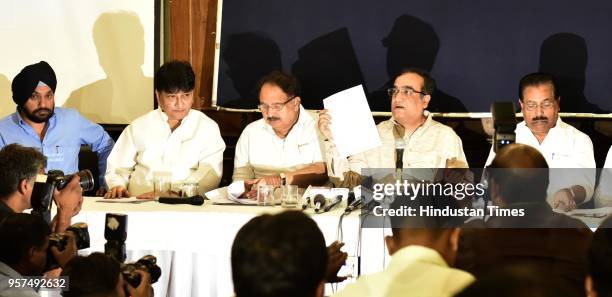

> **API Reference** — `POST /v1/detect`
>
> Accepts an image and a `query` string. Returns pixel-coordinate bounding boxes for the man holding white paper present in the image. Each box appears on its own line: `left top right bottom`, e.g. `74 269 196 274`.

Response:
319 68 467 186
232 71 327 198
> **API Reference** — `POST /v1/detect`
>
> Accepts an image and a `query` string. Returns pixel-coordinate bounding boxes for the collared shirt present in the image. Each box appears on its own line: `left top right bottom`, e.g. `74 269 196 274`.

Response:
0 107 114 187
232 106 323 181
484 117 596 201
333 246 474 297
326 111 467 181
105 109 225 196
0 261 39 297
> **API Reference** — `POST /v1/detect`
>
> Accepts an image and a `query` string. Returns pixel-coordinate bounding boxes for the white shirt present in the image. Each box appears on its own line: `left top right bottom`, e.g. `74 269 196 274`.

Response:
232 106 324 181
326 112 467 181
485 117 596 202
594 147 612 207
105 109 225 196
333 246 474 297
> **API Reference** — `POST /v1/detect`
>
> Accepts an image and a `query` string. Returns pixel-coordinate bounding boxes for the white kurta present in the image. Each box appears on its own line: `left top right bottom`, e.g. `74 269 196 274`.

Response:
333 246 475 297
105 109 225 196
484 116 596 202
594 146 612 207
232 105 324 181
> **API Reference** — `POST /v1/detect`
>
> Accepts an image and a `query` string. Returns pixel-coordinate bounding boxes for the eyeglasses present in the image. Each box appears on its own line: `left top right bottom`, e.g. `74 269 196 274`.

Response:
524 100 555 111
258 96 296 112
387 87 426 98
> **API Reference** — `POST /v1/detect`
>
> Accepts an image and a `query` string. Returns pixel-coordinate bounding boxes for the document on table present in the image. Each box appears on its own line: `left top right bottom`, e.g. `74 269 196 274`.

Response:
205 182 258 205
323 85 381 158
95 197 154 204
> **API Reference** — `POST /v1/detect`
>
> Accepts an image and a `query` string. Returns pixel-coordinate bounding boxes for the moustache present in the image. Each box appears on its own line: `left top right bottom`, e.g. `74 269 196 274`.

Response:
531 116 548 122
266 117 280 122
33 108 52 114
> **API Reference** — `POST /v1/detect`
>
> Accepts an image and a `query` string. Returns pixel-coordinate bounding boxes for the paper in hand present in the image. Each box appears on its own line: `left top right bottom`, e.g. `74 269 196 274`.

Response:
323 85 381 158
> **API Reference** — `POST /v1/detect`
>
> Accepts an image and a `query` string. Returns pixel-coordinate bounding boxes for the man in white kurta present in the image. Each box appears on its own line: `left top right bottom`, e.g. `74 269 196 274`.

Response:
484 73 595 211
232 71 326 197
105 61 225 198
594 146 612 207
319 69 467 186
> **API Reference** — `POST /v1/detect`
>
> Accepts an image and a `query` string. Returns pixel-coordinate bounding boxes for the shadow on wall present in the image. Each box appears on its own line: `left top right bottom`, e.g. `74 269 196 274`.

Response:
292 27 366 109
63 11 153 124
222 31 282 109
539 33 608 113
370 15 467 113
0 74 14 118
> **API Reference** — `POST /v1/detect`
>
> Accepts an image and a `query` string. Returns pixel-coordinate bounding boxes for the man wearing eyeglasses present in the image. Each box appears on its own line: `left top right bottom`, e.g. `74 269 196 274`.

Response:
233 71 327 197
104 61 225 198
484 72 595 211
319 68 467 187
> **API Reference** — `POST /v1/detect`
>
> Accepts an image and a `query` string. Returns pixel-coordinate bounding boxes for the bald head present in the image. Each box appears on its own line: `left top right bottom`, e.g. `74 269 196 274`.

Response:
490 143 548 169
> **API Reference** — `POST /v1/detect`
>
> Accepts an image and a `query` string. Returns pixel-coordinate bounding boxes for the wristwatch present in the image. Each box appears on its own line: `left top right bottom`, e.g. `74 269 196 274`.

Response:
280 173 287 186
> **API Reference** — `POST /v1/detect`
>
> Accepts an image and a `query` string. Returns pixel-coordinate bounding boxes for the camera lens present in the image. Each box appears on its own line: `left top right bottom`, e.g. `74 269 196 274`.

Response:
77 170 95 191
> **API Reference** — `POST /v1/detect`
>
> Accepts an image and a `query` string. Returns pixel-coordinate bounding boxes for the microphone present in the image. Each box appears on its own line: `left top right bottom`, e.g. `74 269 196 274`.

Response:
395 140 405 180
313 194 327 213
302 196 311 210
323 195 343 212
158 195 205 206
344 198 362 214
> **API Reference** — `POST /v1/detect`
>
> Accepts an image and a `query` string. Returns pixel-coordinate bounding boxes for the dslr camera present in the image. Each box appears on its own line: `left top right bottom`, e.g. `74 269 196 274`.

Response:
121 255 162 287
46 222 90 270
31 170 94 223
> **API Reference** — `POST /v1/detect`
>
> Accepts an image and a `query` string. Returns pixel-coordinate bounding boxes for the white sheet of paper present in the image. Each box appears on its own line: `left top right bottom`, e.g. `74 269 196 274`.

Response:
323 85 381 158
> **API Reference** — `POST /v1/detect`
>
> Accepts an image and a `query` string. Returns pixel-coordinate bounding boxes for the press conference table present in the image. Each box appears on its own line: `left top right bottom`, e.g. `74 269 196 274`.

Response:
64 197 389 297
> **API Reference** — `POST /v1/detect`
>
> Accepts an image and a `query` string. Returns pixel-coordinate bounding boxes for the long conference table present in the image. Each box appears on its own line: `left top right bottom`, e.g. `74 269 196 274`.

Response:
59 197 390 297
43 198 611 297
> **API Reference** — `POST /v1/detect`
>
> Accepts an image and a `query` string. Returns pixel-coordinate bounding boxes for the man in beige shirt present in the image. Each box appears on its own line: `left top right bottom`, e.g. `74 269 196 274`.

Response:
319 68 467 186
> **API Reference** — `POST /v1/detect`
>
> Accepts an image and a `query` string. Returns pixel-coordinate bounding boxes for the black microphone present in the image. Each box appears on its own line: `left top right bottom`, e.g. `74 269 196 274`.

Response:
302 196 311 210
395 140 404 180
323 195 343 212
344 198 362 214
313 194 327 213
158 195 205 206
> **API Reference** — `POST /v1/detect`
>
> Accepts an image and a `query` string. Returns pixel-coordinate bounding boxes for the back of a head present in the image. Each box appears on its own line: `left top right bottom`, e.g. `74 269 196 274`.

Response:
456 266 564 297
0 213 50 267
589 217 612 297
489 143 549 204
154 60 195 93
61 253 121 297
231 211 327 297
0 143 46 199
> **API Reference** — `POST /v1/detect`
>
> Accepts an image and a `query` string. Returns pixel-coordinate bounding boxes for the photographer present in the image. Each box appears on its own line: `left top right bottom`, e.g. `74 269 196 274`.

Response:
61 253 153 297
0 143 83 232
0 213 76 297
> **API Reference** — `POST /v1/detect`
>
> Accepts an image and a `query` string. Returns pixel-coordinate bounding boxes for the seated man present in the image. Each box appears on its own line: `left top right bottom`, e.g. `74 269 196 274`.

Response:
459 144 592 297
585 216 612 297
105 61 225 198
319 68 467 187
0 61 115 195
334 199 474 297
233 71 327 196
61 252 152 297
0 144 82 232
231 211 328 297
0 214 76 297
484 73 595 211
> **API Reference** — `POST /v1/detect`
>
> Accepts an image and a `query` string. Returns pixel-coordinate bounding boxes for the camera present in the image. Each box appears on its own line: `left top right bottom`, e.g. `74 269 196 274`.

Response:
121 255 162 287
31 170 94 223
104 213 128 263
46 222 90 270
491 101 517 152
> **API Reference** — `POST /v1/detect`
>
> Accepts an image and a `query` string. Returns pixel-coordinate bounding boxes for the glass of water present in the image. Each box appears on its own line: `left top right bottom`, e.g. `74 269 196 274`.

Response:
281 185 299 208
